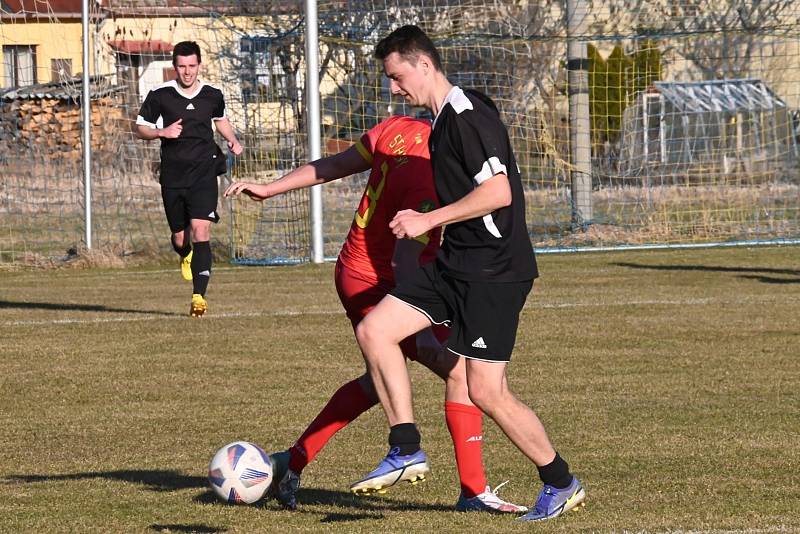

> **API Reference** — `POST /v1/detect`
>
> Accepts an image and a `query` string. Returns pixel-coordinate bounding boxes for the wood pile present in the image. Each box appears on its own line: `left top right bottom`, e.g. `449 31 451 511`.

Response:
0 96 129 161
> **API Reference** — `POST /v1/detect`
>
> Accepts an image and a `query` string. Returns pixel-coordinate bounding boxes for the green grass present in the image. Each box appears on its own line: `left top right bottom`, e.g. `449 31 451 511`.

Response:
1 246 799 533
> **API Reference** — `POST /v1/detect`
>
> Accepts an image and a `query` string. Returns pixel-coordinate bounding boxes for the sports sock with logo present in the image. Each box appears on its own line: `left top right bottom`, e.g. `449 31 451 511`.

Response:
536 452 573 489
388 423 421 456
191 241 211 296
445 401 487 498
288 378 377 474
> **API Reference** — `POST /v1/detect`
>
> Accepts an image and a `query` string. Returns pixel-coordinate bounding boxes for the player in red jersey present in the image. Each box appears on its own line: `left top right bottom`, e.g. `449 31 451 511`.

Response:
224 115 527 513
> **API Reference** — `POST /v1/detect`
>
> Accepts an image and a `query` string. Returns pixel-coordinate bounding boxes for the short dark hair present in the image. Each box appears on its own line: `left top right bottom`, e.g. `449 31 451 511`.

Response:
374 25 443 72
173 41 202 65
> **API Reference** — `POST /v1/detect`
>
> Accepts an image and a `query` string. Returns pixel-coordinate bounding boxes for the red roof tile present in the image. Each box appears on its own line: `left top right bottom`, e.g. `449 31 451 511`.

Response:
108 39 174 54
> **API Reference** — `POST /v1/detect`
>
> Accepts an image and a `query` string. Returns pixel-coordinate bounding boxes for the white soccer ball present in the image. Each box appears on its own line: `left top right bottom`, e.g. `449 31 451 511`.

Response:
208 441 273 504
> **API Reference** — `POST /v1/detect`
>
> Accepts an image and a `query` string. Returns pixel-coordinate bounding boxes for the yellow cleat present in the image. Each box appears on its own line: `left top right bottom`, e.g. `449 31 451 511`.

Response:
181 250 193 281
190 293 207 317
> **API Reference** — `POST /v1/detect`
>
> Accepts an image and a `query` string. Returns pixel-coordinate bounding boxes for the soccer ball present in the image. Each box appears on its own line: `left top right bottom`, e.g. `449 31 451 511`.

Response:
207 441 273 504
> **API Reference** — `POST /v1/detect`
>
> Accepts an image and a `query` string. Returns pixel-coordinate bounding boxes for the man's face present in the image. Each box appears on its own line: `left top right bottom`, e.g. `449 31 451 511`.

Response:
382 51 429 108
174 54 200 88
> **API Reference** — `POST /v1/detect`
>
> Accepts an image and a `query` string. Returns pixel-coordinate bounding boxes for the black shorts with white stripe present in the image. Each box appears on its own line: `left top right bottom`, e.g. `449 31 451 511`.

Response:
160 169 220 233
390 261 533 362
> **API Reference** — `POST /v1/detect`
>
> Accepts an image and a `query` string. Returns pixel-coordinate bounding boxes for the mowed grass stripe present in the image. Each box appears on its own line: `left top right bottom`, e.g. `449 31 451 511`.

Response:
1 246 798 533
1 295 792 327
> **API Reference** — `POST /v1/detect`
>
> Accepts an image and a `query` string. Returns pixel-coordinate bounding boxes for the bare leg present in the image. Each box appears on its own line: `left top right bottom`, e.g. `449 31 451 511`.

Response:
465 358 556 466
413 345 471 405
189 218 210 242
355 296 430 425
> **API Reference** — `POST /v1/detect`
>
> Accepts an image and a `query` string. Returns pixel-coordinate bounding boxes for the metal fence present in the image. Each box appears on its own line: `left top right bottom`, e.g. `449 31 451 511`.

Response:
1 0 798 265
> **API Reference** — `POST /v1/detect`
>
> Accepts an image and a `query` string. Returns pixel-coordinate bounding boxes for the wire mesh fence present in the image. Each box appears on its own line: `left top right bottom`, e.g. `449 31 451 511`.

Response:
1 0 798 265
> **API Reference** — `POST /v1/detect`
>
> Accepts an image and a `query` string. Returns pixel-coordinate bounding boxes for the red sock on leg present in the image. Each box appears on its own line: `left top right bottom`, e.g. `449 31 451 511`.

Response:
445 401 487 498
288 378 377 473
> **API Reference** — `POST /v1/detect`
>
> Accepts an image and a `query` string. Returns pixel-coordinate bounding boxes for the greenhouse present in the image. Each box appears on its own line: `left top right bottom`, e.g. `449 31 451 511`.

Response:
619 79 798 181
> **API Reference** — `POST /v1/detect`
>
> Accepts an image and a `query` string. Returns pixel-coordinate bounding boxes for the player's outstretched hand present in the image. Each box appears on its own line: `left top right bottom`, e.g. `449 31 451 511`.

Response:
224 181 270 201
161 119 182 139
228 140 244 156
390 209 431 240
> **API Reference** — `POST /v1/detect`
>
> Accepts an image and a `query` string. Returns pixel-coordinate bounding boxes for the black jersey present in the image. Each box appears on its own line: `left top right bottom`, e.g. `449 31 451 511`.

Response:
137 80 227 188
429 86 538 282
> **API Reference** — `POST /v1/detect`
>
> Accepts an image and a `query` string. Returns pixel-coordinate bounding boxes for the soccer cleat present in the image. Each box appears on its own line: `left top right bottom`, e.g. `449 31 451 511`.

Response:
181 249 193 281
518 476 586 522
190 293 208 317
455 481 529 513
267 450 300 510
350 447 429 495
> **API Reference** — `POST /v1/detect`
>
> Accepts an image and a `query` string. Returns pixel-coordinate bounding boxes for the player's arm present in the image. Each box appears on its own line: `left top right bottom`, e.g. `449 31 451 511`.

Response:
134 89 182 141
134 119 183 141
213 117 243 156
224 144 370 201
390 173 511 239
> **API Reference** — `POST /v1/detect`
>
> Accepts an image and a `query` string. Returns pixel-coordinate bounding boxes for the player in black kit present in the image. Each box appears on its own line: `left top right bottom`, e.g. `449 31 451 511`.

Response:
352 25 586 521
135 41 242 317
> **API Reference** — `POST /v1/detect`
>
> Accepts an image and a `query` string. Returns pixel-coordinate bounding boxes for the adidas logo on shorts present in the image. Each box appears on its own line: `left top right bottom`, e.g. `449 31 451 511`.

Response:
471 337 487 349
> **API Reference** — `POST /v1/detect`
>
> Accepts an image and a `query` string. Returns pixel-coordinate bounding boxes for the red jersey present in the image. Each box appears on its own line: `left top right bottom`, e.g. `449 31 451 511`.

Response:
338 115 440 284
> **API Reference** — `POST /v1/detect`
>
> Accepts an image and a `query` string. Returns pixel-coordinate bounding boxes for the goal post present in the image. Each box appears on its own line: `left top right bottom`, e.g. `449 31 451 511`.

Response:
1 0 798 265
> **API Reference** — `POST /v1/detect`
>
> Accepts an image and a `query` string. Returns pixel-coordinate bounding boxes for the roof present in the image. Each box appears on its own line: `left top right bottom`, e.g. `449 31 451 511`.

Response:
108 39 173 55
1 0 84 17
654 79 787 114
100 0 308 17
0 76 125 102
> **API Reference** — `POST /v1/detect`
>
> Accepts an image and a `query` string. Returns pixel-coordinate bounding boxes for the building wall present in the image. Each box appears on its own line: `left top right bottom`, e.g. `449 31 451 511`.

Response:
0 19 98 86
96 14 350 133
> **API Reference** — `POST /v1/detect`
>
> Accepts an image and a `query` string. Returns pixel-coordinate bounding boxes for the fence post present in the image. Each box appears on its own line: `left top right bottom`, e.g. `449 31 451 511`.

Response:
305 0 323 263
567 0 593 228
82 0 92 248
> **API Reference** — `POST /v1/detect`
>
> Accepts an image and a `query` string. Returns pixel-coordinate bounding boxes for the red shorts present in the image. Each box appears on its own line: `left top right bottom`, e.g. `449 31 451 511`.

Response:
335 260 448 361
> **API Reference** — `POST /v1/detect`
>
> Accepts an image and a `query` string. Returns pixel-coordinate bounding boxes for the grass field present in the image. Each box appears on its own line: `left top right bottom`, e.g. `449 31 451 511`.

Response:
1 246 798 533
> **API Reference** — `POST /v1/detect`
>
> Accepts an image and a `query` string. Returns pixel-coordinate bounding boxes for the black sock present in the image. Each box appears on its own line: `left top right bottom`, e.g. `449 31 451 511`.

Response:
191 241 212 296
537 452 573 489
172 237 191 258
389 423 421 455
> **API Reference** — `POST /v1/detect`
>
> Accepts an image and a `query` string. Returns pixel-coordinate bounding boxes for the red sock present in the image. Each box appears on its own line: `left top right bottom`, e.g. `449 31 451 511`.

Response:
288 378 376 473
445 401 487 498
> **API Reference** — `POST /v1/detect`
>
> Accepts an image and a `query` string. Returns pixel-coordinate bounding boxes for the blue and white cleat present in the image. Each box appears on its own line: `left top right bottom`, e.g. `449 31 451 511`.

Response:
350 447 429 495
456 481 529 513
518 477 586 521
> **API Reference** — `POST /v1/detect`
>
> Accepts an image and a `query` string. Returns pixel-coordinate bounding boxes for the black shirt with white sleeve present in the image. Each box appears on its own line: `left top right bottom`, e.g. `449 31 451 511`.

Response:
429 86 538 282
137 80 227 188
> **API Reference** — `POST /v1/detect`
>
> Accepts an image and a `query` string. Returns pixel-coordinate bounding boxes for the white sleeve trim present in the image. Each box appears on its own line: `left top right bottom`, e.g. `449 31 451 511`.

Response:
136 115 157 128
482 214 502 238
212 111 226 121
473 156 508 185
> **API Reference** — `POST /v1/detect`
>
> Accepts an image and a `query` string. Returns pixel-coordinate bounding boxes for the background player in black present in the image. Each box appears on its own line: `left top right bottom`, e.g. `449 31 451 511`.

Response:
353 25 585 521
135 41 243 317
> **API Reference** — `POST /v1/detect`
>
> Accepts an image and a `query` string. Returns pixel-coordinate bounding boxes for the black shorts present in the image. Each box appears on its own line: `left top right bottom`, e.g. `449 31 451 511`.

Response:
161 174 220 233
390 261 533 362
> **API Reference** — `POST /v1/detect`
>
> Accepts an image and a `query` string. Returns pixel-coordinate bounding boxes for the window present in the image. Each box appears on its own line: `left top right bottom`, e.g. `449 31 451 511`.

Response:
3 45 37 88
51 58 72 81
240 37 288 103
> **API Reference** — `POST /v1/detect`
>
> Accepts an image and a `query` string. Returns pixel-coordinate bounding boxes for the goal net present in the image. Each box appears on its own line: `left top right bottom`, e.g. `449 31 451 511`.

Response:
1 0 798 265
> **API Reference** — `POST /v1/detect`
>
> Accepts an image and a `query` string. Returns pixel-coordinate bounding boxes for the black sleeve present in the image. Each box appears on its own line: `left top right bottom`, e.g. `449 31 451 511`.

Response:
136 89 161 128
455 109 512 185
212 89 226 120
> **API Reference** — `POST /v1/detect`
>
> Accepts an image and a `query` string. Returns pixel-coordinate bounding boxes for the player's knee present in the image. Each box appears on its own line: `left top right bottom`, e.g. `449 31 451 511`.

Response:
466 379 503 413
355 318 380 356
191 228 210 242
